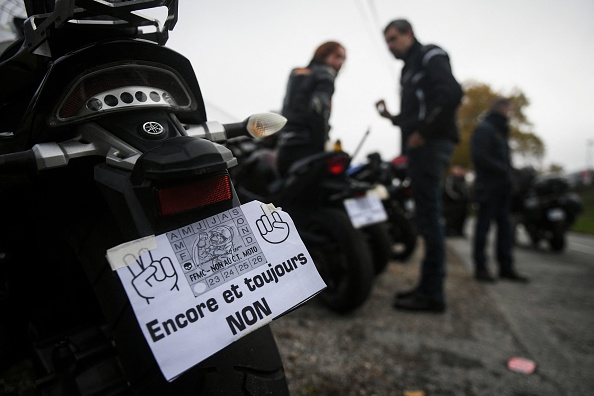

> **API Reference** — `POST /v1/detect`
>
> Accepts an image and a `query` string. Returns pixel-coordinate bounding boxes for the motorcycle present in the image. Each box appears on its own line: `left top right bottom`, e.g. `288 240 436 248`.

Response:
0 1 290 394
348 152 418 262
227 139 391 313
512 168 583 251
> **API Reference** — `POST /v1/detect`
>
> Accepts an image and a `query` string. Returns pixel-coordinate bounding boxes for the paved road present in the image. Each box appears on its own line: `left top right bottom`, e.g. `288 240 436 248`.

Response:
448 227 594 395
272 226 594 395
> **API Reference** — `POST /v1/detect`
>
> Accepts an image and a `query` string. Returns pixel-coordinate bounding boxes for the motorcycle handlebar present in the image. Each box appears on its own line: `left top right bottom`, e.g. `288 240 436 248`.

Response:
0 113 287 174
0 150 36 173
223 121 249 140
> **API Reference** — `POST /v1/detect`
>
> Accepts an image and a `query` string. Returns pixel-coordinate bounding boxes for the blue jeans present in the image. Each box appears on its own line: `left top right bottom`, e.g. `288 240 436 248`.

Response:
472 193 514 274
407 139 454 302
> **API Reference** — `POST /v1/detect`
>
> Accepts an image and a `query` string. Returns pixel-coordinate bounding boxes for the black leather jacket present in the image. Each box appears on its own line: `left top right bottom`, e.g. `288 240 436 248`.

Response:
392 40 463 149
278 62 335 152
471 112 513 202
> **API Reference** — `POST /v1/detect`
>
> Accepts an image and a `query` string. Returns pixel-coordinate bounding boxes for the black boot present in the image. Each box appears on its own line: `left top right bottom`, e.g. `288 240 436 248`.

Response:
500 270 529 283
475 268 496 283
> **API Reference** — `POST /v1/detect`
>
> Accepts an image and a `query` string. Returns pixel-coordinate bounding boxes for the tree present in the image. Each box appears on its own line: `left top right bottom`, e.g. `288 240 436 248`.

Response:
451 81 545 170
547 163 565 174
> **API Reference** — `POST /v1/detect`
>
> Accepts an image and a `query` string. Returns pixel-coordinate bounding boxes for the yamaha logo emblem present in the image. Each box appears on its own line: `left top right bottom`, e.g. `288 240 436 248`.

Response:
142 121 164 135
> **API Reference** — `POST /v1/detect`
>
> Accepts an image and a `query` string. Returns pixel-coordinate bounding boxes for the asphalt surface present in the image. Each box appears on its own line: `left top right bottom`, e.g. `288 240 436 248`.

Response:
448 227 594 395
270 226 594 396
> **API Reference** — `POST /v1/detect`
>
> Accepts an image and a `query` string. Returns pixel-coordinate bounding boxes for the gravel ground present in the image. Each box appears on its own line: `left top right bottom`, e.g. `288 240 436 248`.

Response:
270 243 561 396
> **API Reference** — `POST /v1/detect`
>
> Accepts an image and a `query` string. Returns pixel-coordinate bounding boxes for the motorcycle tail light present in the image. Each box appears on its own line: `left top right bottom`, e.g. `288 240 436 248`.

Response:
391 155 408 167
56 64 193 124
326 155 349 176
156 175 232 216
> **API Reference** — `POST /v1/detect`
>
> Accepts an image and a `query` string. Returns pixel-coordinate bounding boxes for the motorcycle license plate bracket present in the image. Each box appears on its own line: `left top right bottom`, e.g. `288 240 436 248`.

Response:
547 208 565 221
343 194 388 229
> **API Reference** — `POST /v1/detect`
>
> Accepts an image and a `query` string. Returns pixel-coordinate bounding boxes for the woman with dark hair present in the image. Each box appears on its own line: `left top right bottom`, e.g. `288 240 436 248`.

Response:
276 41 346 175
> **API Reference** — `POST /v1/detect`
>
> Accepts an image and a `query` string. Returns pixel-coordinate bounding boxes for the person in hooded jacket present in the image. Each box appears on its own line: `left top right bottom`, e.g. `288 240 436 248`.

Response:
276 41 346 176
471 97 529 283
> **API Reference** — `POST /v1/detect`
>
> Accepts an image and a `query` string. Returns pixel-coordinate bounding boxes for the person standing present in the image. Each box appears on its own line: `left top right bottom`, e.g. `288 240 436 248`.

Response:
276 41 346 176
471 98 529 283
376 19 463 312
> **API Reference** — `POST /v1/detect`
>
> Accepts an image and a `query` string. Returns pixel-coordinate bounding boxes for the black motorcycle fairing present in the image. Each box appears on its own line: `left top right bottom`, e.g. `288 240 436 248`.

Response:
0 40 50 140
15 39 207 145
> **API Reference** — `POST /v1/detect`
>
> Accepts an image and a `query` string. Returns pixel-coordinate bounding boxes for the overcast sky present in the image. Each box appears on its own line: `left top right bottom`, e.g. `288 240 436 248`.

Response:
164 0 594 173
1 0 592 172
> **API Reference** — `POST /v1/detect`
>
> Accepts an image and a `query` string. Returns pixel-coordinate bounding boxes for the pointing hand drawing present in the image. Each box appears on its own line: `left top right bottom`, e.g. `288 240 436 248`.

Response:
256 210 290 244
127 251 179 304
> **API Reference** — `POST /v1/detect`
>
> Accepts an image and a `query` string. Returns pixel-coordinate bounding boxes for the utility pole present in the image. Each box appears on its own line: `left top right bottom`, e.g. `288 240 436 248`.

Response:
585 139 594 185
586 139 594 171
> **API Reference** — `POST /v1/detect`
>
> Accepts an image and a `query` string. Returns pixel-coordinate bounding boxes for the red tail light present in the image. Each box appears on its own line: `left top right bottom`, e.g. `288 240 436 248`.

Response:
391 155 408 166
327 155 349 176
156 175 232 216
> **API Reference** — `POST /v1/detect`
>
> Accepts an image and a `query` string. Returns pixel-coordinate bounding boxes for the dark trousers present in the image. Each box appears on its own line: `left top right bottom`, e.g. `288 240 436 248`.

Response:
444 200 468 236
407 139 454 302
472 193 513 274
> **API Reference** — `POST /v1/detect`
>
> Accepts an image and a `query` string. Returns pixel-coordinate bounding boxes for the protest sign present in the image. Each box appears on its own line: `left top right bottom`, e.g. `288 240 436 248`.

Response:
106 200 326 381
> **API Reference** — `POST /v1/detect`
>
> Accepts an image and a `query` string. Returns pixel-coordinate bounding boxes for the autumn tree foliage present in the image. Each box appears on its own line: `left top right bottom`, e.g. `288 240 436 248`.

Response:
451 81 545 170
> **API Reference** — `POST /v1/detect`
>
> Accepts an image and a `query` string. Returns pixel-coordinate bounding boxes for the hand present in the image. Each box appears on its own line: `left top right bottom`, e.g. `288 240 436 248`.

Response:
375 99 392 119
129 251 179 304
407 131 425 148
256 210 290 244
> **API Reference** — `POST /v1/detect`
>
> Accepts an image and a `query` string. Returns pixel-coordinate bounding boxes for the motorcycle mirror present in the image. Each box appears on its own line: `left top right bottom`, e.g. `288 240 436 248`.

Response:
245 113 287 138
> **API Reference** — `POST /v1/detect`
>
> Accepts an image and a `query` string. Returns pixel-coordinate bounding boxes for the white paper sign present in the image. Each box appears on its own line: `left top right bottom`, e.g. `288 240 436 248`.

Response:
343 194 388 228
106 200 326 381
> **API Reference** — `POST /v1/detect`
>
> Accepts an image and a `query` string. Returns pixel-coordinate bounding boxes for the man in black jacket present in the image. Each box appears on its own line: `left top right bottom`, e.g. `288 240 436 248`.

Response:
471 98 528 283
377 19 463 312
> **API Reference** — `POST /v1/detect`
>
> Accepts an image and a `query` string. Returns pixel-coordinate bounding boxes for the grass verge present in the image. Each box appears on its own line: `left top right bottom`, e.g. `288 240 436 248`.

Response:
571 186 594 235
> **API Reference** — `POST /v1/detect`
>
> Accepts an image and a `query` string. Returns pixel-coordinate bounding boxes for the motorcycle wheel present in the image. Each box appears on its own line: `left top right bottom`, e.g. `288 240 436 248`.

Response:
387 211 418 262
549 222 566 251
360 222 392 275
302 208 374 314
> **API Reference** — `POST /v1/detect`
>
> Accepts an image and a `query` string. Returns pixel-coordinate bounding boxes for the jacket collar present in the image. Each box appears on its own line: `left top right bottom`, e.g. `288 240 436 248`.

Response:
485 112 510 135
403 40 423 64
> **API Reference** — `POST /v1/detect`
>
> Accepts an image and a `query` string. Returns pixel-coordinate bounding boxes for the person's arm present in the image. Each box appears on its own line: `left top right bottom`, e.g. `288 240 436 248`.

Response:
308 68 335 148
418 52 463 138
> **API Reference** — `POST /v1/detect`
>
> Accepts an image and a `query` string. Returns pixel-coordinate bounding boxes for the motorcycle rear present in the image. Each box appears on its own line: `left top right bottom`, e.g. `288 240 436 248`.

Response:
229 143 389 313
348 153 418 262
0 1 289 394
512 169 583 252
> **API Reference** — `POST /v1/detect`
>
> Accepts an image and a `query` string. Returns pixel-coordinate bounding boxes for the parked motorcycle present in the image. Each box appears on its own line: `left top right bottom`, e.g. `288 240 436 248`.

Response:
348 152 418 262
511 168 583 251
0 1 290 394
227 140 390 313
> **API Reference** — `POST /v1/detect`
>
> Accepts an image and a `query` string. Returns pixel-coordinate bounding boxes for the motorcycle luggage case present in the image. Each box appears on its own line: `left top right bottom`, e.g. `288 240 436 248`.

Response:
533 176 569 195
